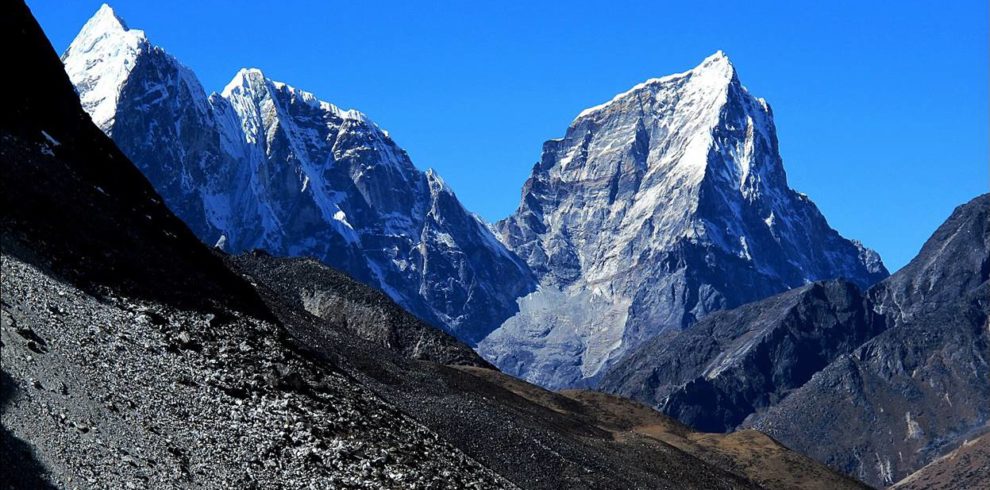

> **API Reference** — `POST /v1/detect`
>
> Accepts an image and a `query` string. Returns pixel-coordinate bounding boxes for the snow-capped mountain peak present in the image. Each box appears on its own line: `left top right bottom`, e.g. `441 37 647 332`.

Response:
221 67 265 96
483 52 888 389
575 50 736 122
696 49 734 75
61 4 147 132
219 67 382 160
80 3 133 35
562 50 765 206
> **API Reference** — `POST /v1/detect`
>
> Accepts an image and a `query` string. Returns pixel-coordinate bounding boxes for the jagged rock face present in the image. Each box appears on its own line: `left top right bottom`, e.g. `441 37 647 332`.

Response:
599 280 888 432
745 194 990 488
61 5 535 343
482 52 888 389
868 194 989 325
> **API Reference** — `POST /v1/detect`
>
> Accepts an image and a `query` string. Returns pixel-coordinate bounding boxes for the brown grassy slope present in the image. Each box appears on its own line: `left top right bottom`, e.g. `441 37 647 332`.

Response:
893 428 990 490
458 366 870 490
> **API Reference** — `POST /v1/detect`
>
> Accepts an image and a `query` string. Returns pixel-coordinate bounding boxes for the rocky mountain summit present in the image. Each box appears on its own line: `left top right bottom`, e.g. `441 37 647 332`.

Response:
61 4 535 344
602 194 989 487
481 51 887 389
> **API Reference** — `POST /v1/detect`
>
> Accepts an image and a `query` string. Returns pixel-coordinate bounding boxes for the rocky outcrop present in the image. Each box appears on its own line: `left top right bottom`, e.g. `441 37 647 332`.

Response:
225 252 493 368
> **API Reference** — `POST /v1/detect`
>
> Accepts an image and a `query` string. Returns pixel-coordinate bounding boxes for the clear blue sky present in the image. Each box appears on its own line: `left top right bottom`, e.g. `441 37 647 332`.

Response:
28 0 988 272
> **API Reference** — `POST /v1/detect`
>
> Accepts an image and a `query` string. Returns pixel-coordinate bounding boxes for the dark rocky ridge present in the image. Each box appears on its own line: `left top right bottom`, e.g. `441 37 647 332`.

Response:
601 280 886 432
601 194 990 487
236 253 762 489
1 3 866 488
1 254 509 489
748 194 990 487
0 2 261 319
